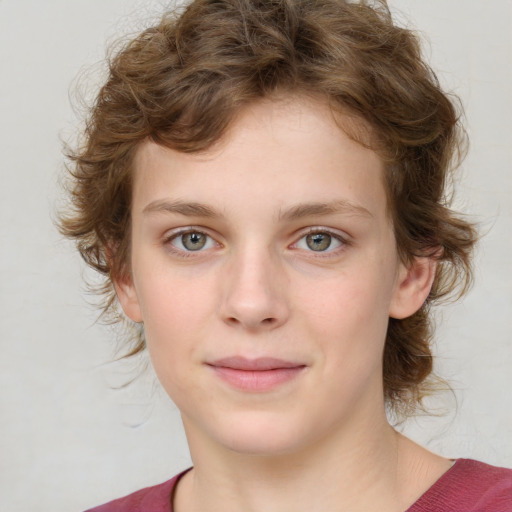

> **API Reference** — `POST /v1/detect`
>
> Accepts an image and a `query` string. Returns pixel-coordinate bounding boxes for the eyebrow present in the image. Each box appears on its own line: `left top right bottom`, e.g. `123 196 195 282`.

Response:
142 199 221 218
142 198 372 220
278 200 373 221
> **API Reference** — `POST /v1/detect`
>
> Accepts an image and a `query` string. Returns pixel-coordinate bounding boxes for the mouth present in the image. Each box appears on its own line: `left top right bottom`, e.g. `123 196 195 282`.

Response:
206 357 307 392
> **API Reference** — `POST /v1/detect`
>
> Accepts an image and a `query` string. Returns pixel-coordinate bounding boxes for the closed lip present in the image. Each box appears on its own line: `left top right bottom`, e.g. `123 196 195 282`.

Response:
206 356 306 371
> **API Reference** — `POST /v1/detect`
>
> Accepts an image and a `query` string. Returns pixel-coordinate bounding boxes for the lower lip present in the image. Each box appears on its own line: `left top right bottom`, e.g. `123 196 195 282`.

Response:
209 366 306 392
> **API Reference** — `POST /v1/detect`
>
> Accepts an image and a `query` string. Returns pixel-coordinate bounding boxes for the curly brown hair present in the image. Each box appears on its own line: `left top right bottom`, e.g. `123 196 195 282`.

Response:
60 0 476 415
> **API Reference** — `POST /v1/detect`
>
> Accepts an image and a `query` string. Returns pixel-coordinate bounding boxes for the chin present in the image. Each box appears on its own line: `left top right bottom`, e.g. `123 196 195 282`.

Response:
206 412 320 457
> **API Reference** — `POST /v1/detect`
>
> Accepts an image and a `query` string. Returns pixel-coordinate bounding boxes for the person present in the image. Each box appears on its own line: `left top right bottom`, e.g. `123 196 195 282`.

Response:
59 0 512 510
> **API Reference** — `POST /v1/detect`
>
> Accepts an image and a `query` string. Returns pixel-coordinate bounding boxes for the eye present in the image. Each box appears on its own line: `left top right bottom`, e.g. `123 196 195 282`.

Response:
168 230 217 252
294 230 344 252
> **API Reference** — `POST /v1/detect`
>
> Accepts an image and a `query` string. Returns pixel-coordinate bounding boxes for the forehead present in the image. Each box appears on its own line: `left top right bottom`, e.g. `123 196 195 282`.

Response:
132 96 387 220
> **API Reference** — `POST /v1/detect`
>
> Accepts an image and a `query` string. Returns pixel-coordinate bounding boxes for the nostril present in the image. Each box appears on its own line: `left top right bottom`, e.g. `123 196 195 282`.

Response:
224 316 277 327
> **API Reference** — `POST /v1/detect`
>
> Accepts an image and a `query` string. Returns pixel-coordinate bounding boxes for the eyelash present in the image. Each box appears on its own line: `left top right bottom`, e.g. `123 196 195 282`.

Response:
291 228 349 256
162 227 350 258
162 228 220 258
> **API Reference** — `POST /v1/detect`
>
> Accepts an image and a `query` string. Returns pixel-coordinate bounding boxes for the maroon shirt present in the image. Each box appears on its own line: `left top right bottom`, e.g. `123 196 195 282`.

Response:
85 459 512 511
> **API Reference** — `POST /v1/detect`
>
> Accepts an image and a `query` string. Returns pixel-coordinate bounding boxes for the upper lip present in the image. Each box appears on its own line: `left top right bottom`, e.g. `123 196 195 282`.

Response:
207 357 305 371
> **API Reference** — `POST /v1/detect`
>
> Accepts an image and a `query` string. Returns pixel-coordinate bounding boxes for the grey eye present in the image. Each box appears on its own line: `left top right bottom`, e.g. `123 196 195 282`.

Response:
305 232 332 251
168 230 217 254
181 232 207 251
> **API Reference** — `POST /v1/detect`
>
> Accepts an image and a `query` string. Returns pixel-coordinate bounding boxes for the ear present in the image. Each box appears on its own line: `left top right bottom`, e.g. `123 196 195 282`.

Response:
114 272 143 323
389 256 437 319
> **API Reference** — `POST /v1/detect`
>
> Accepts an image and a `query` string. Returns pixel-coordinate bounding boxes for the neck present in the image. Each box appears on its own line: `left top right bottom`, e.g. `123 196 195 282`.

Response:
174 409 447 512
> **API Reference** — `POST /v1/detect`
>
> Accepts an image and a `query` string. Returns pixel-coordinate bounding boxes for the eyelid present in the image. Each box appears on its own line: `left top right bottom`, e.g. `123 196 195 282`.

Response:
290 227 350 254
161 225 350 257
162 226 221 254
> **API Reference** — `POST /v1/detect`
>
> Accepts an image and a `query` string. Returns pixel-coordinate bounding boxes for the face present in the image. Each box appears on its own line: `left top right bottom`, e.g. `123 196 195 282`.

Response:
116 97 432 457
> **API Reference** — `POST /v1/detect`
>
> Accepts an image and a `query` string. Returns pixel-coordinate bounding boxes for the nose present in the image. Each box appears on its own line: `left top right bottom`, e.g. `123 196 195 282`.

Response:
219 246 289 332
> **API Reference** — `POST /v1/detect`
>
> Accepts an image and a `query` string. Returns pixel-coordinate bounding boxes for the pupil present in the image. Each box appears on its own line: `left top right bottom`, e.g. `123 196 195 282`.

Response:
183 232 206 250
306 233 331 251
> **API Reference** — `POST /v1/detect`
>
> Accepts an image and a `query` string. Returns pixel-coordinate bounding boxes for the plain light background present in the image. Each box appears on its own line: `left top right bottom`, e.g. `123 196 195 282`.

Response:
0 1 510 510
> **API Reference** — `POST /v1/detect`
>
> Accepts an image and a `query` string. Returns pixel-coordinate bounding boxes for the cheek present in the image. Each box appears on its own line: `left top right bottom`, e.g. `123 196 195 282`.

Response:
134 268 216 384
308 276 392 399
301 268 392 327
297 259 395 361
137 260 214 328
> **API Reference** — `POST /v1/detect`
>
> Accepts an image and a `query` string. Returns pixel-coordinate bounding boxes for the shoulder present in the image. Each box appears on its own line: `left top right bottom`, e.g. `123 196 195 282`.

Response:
408 459 512 512
83 469 191 512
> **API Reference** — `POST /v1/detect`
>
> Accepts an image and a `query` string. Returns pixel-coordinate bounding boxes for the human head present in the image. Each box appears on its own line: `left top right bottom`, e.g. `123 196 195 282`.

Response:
60 0 476 416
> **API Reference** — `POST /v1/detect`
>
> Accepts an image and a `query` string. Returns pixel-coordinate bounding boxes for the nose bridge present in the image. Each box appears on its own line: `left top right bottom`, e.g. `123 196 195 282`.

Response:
219 240 288 330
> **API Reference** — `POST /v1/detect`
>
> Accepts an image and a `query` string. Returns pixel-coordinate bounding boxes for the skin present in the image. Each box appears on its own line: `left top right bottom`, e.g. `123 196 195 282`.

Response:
116 96 452 512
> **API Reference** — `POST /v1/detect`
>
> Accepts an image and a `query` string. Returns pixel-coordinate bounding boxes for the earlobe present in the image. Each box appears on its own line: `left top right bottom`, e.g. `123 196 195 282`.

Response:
114 273 143 323
389 257 437 320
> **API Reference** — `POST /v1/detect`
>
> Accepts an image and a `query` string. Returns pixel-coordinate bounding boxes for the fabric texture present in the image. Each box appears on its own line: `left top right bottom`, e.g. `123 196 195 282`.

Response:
405 459 512 511
85 459 512 512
